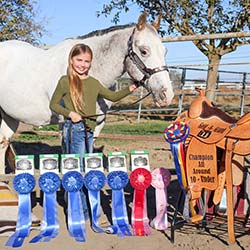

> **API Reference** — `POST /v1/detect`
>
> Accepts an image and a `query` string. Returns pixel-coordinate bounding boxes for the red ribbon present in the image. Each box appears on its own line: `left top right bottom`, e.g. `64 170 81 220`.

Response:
130 168 152 236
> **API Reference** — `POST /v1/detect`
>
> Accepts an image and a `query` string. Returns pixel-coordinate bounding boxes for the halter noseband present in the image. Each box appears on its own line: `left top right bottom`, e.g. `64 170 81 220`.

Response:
126 28 169 90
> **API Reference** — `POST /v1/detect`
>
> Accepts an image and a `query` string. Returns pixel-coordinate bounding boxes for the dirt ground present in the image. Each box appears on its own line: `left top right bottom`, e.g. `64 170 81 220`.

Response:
1 130 250 250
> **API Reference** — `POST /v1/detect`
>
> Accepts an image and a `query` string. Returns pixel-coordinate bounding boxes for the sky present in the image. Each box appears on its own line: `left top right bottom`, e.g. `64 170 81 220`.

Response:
36 0 250 74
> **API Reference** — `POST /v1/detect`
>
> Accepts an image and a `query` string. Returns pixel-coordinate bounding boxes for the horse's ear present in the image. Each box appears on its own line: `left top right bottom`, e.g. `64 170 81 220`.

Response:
136 12 147 31
151 13 162 31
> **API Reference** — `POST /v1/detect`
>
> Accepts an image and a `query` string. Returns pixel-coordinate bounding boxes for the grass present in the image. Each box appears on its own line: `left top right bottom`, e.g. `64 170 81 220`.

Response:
14 120 171 142
101 120 170 135
34 124 59 131
13 133 59 142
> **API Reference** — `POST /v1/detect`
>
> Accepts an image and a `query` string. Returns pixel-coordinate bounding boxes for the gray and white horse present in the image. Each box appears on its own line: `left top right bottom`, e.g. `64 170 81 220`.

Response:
0 13 174 174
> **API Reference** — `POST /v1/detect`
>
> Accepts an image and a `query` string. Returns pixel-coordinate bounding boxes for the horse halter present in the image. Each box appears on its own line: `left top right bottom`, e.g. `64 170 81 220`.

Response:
126 28 169 91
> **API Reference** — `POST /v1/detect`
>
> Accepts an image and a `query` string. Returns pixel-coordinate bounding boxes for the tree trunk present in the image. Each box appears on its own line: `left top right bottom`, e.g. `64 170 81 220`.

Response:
205 55 221 102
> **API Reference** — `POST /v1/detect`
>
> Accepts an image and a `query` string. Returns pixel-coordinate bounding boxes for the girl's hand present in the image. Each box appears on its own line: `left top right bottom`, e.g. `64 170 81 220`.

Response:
69 111 82 123
129 84 138 92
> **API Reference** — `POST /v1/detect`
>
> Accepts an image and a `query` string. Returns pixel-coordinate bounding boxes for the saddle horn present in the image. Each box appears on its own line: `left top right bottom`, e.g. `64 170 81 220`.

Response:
189 88 212 119
195 87 205 96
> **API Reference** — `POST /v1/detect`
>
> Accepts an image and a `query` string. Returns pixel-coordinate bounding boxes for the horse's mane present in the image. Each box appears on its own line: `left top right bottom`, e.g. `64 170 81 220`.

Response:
77 23 135 39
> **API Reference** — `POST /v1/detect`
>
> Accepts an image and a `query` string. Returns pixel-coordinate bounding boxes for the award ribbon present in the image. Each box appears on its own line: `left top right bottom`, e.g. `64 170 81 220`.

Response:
5 173 36 248
62 171 86 242
84 170 116 234
164 121 189 190
150 168 171 230
107 171 132 237
130 168 152 236
164 122 200 221
30 172 61 243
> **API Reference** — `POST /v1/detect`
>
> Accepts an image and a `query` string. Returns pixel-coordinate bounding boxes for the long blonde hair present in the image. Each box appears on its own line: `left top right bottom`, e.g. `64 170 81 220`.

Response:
68 43 93 113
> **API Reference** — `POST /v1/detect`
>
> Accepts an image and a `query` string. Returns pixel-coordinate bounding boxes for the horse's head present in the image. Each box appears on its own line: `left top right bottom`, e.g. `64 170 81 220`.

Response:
124 12 174 107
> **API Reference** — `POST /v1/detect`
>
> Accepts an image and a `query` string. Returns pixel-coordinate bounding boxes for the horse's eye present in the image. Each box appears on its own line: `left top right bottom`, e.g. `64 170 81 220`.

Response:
139 47 149 57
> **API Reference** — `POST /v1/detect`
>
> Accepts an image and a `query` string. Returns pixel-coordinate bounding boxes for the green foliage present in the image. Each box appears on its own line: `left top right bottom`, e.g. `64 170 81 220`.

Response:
0 0 45 45
98 0 250 36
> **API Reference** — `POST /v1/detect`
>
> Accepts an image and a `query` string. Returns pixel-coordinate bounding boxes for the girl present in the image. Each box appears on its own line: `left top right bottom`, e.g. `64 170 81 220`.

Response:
50 43 137 219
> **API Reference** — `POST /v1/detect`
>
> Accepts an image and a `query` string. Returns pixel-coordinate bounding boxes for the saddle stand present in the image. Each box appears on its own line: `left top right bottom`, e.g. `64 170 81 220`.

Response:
169 89 250 244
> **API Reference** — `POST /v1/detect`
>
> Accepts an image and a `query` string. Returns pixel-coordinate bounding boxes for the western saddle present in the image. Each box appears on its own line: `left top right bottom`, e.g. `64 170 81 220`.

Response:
173 88 250 244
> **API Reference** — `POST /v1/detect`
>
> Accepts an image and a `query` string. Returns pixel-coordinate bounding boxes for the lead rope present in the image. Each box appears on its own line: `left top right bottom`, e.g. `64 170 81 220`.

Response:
82 87 152 153
81 88 152 120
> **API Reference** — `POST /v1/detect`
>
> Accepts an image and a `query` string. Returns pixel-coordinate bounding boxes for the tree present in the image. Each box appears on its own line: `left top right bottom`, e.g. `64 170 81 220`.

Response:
98 0 250 101
0 0 45 45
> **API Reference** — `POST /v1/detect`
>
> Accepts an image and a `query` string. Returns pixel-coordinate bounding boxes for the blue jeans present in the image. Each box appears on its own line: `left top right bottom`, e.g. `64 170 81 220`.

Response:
62 120 94 168
62 119 94 220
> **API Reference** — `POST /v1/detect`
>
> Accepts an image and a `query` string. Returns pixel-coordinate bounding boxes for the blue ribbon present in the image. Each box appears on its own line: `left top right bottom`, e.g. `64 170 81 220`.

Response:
84 170 117 234
30 172 61 243
170 143 186 190
62 171 86 242
6 173 36 248
107 171 132 237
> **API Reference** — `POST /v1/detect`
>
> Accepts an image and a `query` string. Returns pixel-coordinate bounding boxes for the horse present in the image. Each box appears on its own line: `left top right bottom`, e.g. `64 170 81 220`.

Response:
0 12 174 174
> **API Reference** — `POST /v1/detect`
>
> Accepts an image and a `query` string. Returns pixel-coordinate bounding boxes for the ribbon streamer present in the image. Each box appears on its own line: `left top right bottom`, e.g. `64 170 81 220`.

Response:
6 173 36 248
164 121 189 190
84 170 117 234
150 168 171 230
107 171 132 237
130 167 152 236
30 172 61 243
62 171 86 242
164 121 200 220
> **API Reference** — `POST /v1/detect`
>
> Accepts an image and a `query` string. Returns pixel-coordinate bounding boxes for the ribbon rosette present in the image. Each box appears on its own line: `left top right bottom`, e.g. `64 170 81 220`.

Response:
164 121 190 144
150 168 171 230
6 173 36 248
30 172 61 243
84 170 116 234
130 167 152 236
84 170 106 192
107 171 132 237
164 121 189 190
62 171 86 242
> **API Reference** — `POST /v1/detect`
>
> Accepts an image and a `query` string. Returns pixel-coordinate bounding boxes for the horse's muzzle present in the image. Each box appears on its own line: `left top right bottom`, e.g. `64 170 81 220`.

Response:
154 88 174 107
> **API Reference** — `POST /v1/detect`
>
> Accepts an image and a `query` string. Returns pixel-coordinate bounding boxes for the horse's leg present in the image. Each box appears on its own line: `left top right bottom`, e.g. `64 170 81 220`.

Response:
0 110 19 174
94 115 106 139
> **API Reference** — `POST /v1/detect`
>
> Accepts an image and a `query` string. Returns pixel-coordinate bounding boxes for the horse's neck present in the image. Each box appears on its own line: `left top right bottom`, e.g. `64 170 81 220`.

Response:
86 27 134 87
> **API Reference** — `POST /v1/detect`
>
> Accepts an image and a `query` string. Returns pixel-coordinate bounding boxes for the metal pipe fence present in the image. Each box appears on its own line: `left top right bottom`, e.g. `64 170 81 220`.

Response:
112 67 250 122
